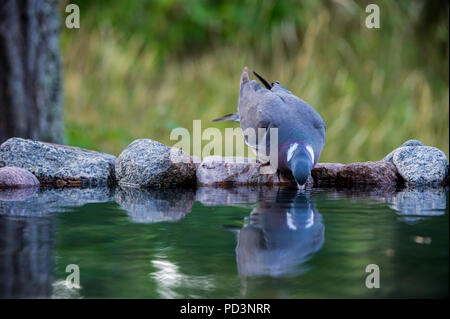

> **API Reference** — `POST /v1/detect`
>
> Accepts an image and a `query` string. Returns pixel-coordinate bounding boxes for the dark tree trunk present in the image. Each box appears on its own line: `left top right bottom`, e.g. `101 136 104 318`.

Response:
0 0 63 145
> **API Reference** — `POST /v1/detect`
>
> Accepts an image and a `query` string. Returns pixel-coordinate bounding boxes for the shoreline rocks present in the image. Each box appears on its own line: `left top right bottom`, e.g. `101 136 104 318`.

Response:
0 138 116 188
115 139 198 188
0 137 447 191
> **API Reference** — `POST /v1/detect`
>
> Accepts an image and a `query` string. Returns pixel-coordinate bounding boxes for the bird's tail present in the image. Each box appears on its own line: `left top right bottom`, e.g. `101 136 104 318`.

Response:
212 112 240 123
241 66 250 85
253 71 272 89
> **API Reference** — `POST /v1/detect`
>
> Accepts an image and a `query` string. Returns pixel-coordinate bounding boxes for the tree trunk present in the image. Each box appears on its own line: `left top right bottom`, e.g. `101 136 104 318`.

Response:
0 0 63 145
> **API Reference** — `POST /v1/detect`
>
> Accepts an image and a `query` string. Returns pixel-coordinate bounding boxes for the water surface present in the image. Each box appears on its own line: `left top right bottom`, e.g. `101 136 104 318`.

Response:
0 185 448 298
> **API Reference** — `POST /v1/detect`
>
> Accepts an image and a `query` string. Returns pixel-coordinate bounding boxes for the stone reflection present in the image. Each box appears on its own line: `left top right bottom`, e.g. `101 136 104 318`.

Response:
115 186 195 223
195 186 260 207
388 188 448 223
327 187 448 223
0 215 54 298
0 187 114 217
0 186 39 202
235 188 324 278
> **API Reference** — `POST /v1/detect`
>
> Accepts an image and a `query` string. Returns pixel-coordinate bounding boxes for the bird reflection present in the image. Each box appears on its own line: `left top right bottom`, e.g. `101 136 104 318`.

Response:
235 188 324 279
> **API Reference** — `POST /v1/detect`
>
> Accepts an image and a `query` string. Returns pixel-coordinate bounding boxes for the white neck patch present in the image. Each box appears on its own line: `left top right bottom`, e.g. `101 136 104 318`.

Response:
286 143 298 162
287 142 315 164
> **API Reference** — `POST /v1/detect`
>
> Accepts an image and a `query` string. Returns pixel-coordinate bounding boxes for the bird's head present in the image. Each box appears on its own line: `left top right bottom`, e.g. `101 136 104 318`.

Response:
287 142 315 187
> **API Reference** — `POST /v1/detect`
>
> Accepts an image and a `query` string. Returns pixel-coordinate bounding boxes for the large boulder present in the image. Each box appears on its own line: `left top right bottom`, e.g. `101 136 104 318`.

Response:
0 138 116 187
0 166 39 188
115 139 197 188
393 146 447 186
196 156 310 187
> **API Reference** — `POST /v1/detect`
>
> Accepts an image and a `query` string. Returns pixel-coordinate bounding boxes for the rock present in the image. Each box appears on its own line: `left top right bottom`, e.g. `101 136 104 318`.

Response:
310 163 344 186
196 156 310 187
0 137 116 187
116 139 197 188
0 166 40 188
393 146 447 186
115 186 195 223
336 161 398 188
382 139 425 162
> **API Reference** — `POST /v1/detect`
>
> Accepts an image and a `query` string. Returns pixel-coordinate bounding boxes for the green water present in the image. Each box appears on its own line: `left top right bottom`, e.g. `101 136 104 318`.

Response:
0 186 448 298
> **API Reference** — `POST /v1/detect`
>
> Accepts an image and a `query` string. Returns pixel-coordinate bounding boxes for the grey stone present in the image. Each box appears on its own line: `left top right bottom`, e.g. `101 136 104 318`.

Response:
0 137 116 187
393 146 447 186
116 139 197 188
0 166 40 188
115 186 195 223
382 139 425 162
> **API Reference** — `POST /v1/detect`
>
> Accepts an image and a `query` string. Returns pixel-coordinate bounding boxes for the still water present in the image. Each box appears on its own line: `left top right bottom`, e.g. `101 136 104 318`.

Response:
0 185 448 298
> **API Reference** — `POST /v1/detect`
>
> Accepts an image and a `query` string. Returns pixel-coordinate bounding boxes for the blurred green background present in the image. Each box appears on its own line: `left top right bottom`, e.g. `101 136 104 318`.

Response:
61 0 449 163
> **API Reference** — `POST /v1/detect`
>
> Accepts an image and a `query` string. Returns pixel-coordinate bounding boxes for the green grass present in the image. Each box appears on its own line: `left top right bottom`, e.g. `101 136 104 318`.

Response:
62 0 449 163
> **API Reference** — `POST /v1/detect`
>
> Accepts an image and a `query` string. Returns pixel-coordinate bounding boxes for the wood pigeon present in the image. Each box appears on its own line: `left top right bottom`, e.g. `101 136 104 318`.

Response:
213 67 326 188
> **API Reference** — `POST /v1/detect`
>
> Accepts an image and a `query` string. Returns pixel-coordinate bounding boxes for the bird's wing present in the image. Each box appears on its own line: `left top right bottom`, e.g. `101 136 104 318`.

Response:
238 78 285 152
272 83 326 131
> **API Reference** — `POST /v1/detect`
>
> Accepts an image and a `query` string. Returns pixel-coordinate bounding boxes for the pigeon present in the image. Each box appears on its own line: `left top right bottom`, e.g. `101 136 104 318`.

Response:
213 67 326 188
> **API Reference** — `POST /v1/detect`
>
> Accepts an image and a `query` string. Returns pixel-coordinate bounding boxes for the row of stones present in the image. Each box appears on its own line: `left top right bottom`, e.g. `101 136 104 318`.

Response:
0 137 448 189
